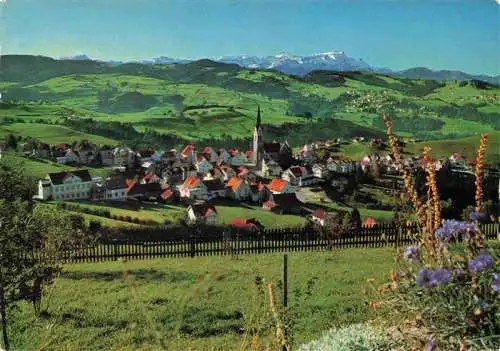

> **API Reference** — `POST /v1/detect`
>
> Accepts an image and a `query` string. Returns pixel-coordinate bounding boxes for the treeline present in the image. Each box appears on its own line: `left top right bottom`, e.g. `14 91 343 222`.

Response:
371 115 445 133
63 117 252 151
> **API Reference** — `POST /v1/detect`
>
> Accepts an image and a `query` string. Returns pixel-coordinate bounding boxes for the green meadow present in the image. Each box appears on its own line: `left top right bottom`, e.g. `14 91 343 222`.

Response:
9 249 396 351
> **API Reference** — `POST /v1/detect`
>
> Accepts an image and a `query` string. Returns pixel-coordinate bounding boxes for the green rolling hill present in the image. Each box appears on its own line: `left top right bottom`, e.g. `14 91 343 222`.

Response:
0 55 498 159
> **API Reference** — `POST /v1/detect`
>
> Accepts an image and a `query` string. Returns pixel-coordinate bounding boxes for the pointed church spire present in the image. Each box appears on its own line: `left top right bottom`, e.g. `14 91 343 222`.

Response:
256 105 261 129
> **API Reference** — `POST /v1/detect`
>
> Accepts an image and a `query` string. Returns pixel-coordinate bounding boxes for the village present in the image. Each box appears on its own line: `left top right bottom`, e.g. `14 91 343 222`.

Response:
1 107 493 230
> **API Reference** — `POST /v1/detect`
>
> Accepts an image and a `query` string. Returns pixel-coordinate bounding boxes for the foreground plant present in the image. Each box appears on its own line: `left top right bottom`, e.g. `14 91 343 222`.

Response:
375 114 499 350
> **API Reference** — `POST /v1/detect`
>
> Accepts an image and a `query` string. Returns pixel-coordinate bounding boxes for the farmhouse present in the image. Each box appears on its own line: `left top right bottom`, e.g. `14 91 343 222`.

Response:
187 202 217 225
263 193 303 215
311 209 327 226
35 170 94 201
178 176 208 201
267 178 293 194
93 176 128 201
226 176 251 200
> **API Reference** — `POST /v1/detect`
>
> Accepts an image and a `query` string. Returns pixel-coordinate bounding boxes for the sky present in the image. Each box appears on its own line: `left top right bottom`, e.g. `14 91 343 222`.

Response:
1 0 499 75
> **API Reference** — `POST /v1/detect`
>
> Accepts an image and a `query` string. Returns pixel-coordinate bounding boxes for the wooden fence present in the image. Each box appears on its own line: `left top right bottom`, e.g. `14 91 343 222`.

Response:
49 222 500 263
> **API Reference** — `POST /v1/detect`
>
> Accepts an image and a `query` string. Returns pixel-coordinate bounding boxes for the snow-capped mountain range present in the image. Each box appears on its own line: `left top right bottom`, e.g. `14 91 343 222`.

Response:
59 51 499 84
60 51 386 74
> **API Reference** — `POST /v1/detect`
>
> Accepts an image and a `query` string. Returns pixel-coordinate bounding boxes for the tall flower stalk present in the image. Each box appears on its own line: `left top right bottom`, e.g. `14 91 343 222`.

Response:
383 114 438 263
470 133 488 254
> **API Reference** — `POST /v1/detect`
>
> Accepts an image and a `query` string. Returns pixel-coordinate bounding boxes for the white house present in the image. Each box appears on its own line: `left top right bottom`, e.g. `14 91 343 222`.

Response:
113 147 136 167
312 164 329 179
261 158 282 177
56 149 80 164
99 148 114 166
282 166 320 187
327 159 356 174
35 170 93 201
93 177 128 201
187 203 217 225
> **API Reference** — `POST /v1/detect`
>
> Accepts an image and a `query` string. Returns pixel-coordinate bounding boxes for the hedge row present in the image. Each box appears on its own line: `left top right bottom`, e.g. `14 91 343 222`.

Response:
56 202 161 226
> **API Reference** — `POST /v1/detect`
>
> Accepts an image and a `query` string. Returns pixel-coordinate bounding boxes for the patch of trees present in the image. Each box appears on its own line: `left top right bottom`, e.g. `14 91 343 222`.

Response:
433 103 500 129
0 160 96 350
371 115 444 132
413 162 499 220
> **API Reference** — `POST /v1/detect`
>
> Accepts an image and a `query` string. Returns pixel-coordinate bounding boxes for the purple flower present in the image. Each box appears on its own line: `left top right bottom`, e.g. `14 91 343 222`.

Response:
416 268 433 288
435 220 478 243
468 254 495 273
403 245 420 263
469 212 488 222
416 268 451 288
492 273 500 293
424 337 437 351
430 268 452 286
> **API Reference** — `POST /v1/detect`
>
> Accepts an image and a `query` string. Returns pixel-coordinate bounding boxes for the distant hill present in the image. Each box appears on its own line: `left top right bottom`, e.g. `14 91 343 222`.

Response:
395 67 500 86
0 55 498 153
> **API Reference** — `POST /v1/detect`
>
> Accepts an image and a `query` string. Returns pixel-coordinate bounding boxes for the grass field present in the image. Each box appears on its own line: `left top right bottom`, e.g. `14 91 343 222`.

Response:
406 131 500 163
9 249 396 350
2 153 112 179
0 123 118 145
49 200 308 229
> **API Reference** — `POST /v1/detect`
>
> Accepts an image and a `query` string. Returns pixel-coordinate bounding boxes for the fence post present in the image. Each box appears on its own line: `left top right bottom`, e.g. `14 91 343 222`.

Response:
113 241 118 261
394 227 400 248
283 254 288 308
190 234 196 258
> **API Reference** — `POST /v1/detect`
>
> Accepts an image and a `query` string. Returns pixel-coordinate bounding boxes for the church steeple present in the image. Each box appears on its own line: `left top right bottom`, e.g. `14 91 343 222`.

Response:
253 105 263 167
256 105 261 129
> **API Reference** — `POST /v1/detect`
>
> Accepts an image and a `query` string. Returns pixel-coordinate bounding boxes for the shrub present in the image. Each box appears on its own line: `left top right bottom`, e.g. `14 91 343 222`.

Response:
298 323 395 351
376 116 498 350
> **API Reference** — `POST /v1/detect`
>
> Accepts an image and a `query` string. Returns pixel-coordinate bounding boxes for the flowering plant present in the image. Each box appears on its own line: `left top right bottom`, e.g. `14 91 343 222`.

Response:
374 115 499 350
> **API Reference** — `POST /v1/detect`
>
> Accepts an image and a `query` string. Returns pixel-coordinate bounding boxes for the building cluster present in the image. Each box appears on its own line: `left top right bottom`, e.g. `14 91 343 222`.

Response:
32 108 357 224
29 107 499 225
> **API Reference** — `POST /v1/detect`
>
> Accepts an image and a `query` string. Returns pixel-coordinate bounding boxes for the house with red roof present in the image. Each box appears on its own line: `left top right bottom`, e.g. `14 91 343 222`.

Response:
177 176 208 201
187 202 217 225
364 217 377 228
226 176 251 200
231 218 264 231
267 178 293 194
263 193 303 215
202 147 219 163
311 209 327 226
180 144 196 163
160 188 174 202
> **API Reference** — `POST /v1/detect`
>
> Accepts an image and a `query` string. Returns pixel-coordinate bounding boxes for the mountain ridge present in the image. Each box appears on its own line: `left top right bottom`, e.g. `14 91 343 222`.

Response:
55 52 500 84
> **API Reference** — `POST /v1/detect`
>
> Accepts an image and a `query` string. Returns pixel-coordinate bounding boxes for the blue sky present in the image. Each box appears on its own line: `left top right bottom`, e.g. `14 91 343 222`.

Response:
2 0 499 75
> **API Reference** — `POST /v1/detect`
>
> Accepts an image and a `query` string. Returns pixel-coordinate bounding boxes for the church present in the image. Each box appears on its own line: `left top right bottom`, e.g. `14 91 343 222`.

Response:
252 106 294 174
